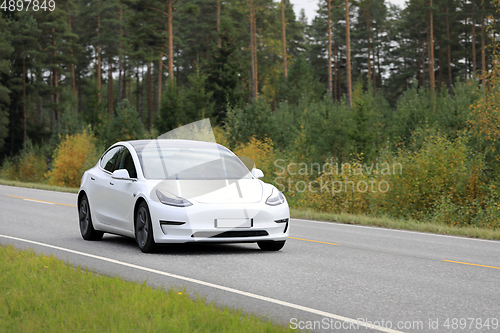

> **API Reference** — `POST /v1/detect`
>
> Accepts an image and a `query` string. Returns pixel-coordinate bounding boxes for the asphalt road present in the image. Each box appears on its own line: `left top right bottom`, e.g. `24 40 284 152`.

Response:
1 184 499 333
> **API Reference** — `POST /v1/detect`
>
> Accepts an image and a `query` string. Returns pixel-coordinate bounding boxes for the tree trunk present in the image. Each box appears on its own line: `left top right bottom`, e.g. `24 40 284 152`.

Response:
52 25 59 128
136 68 140 116
438 52 443 92
465 21 469 79
429 0 435 91
253 5 258 99
250 0 257 100
366 4 371 82
147 62 152 131
168 0 174 80
446 7 452 94
327 0 332 96
334 39 338 101
123 69 127 103
68 8 76 98
282 0 288 79
345 0 351 108
336 39 341 101
472 6 476 75
23 57 27 143
97 12 102 104
118 7 123 107
108 61 113 114
158 57 163 111
372 18 376 94
481 3 486 83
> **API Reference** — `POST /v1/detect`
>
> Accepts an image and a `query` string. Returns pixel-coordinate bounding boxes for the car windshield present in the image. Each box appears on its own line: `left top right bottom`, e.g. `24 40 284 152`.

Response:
134 141 252 180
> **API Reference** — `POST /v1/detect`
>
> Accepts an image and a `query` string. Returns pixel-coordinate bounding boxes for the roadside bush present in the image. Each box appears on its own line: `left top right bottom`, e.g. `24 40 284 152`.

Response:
0 158 16 180
232 136 276 184
377 132 487 220
431 193 500 229
48 130 99 188
289 131 492 228
0 140 46 183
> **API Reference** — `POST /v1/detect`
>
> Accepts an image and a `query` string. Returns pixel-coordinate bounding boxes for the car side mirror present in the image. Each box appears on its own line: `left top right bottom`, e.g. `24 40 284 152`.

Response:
252 168 264 179
112 169 135 181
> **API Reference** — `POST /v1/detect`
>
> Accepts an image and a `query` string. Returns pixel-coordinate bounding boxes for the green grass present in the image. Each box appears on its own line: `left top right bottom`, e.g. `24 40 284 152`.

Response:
291 208 500 240
0 178 79 193
0 244 293 333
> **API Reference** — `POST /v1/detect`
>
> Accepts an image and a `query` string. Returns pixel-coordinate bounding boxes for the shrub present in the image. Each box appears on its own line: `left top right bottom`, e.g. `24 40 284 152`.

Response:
0 158 17 180
232 136 276 183
48 130 99 188
0 140 46 183
102 100 146 148
376 133 487 220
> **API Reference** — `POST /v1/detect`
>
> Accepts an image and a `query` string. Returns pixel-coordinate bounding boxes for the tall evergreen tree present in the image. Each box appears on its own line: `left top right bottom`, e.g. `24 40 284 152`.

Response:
0 14 13 152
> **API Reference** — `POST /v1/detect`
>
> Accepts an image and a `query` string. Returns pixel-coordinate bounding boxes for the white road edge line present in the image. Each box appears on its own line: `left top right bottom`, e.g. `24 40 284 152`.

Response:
292 218 500 244
0 234 404 333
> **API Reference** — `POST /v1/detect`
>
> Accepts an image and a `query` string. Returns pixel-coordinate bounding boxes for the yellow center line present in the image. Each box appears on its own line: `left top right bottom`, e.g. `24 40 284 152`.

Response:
7 195 77 208
442 260 500 270
289 236 339 246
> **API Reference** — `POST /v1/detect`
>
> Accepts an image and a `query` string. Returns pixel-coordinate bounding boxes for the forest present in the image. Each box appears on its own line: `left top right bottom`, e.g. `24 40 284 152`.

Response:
1 0 500 228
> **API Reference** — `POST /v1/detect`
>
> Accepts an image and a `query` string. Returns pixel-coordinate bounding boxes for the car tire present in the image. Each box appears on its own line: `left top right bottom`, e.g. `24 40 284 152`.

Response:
79 194 104 241
135 201 156 253
257 240 286 251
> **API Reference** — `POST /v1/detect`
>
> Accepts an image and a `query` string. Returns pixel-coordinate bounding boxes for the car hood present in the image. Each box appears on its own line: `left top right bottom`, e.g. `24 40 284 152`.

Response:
153 179 264 204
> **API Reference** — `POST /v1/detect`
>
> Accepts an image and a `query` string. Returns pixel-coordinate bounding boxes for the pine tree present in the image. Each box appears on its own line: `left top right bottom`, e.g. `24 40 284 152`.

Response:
0 14 13 151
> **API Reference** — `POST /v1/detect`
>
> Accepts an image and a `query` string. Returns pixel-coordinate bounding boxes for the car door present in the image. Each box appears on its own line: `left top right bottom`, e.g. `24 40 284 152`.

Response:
88 146 122 226
106 146 140 231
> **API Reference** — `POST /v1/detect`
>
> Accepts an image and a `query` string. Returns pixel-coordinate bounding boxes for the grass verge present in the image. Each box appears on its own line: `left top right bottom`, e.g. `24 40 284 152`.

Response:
0 178 79 193
291 208 500 240
0 244 293 333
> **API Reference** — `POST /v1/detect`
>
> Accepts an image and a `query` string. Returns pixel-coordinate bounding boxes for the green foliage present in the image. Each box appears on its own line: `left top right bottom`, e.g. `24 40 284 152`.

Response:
390 80 480 147
0 140 46 183
58 104 86 139
377 132 486 220
225 98 274 147
0 14 13 152
102 100 145 147
156 80 182 135
205 32 245 123
349 81 387 162
276 56 324 105
182 71 214 124
468 56 500 175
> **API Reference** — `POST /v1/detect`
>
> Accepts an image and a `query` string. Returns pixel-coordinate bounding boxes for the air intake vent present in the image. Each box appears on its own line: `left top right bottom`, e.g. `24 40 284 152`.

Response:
191 230 269 238
160 220 186 225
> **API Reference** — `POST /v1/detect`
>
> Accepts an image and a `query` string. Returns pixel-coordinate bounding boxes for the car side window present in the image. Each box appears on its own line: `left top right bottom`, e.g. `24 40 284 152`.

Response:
100 146 122 173
116 147 137 178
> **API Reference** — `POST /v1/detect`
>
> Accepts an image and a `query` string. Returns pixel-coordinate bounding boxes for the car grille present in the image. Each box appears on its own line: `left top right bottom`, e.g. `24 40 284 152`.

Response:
191 230 269 238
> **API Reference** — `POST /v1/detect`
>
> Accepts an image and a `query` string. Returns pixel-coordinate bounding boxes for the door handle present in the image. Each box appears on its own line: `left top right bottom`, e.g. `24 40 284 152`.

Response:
110 182 114 186
90 177 95 181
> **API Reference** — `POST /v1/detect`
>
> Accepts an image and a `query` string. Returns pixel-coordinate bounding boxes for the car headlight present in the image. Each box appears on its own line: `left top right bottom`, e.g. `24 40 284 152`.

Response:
156 189 193 207
266 188 285 206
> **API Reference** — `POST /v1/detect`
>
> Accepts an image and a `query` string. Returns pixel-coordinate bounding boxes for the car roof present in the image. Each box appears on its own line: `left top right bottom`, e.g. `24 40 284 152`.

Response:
127 139 223 152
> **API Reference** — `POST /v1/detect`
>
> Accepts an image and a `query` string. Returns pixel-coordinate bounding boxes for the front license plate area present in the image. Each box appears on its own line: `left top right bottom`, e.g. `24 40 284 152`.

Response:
215 218 253 228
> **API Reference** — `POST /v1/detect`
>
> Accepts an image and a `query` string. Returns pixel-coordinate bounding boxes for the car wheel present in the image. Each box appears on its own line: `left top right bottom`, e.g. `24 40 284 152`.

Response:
79 195 104 241
257 240 286 251
135 201 156 253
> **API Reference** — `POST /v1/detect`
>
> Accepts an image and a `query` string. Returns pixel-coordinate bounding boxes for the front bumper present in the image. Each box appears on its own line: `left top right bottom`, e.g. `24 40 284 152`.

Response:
148 200 290 244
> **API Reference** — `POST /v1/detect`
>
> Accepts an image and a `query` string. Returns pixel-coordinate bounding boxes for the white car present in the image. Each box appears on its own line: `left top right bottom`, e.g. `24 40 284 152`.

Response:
78 139 290 252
